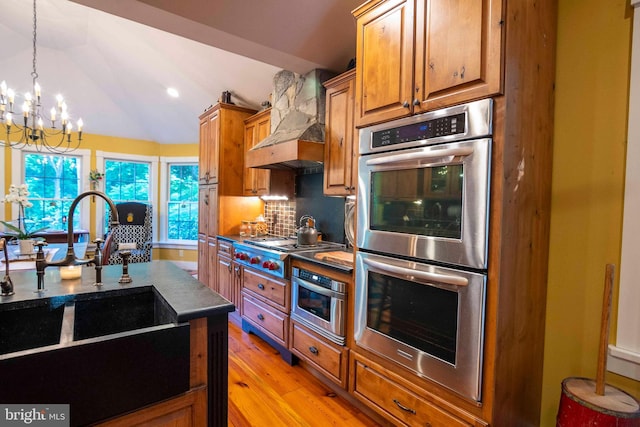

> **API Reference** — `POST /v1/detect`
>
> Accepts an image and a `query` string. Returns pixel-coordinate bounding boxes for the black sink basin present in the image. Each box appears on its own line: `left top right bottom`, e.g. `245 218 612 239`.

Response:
0 298 66 355
73 286 174 341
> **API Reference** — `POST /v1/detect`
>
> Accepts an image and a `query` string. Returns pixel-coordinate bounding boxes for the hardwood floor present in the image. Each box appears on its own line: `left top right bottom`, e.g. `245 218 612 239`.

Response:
228 321 382 427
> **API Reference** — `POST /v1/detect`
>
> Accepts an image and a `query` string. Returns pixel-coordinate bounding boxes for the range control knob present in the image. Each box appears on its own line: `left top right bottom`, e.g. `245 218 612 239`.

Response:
250 256 260 264
262 261 271 269
268 262 279 271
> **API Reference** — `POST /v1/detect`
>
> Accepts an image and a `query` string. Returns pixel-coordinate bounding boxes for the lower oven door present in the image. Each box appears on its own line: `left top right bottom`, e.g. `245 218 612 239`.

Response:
354 251 486 401
291 276 346 346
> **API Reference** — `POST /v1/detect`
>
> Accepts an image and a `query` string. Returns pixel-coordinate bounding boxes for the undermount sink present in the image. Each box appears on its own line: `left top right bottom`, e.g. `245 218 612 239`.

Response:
0 286 174 356
0 299 66 355
0 286 190 426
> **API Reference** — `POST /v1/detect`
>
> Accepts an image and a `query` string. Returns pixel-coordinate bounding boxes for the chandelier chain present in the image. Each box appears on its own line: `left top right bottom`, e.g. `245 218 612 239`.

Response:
31 0 38 82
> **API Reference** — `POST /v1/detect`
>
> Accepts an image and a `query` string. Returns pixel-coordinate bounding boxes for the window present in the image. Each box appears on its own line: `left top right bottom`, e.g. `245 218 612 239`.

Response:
95 151 158 240
159 156 198 245
610 0 640 381
24 153 81 230
167 164 198 241
10 148 91 232
104 160 151 203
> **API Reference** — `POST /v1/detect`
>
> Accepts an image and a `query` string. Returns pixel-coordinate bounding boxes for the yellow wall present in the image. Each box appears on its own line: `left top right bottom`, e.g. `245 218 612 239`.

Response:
2 132 199 263
541 0 639 425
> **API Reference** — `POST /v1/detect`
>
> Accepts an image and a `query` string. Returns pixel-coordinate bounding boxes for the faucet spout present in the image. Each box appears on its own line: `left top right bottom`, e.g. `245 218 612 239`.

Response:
35 190 120 288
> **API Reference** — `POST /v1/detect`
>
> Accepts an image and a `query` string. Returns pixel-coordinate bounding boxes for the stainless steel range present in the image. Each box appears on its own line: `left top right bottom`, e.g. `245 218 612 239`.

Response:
232 237 344 279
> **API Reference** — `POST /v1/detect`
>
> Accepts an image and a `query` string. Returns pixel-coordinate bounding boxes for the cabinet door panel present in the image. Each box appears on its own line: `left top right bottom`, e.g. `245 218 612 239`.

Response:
355 0 414 127
208 112 220 183
198 118 210 184
324 77 354 195
415 0 503 111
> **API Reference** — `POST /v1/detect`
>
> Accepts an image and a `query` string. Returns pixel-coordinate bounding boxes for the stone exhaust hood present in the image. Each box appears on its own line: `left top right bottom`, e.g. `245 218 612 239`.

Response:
246 69 333 170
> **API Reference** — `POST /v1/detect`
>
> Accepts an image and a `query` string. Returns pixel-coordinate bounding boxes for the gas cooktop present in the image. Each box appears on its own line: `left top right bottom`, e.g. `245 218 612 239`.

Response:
243 236 344 253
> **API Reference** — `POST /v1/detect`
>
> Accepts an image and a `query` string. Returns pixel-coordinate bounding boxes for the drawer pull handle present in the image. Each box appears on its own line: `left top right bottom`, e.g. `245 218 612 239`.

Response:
257 313 265 321
308 346 319 356
393 399 416 415
258 283 265 290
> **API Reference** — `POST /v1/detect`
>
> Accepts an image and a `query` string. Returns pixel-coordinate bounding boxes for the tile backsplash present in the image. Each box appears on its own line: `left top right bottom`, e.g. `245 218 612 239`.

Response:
264 172 346 243
264 200 297 237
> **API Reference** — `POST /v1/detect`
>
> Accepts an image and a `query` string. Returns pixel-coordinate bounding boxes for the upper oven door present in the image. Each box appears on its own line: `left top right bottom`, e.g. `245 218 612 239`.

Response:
357 138 491 270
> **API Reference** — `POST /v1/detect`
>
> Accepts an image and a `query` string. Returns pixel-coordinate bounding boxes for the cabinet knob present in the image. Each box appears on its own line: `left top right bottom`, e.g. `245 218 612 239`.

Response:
413 99 420 106
257 313 265 321
227 264 232 273
258 283 265 290
345 186 350 190
308 346 319 356
402 101 410 108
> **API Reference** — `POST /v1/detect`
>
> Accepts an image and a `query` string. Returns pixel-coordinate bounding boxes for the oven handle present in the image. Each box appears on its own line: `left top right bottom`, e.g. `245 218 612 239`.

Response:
365 146 473 166
362 258 469 287
293 277 346 299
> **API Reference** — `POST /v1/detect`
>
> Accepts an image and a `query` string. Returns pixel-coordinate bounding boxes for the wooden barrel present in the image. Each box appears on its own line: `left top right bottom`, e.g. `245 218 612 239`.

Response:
557 377 640 426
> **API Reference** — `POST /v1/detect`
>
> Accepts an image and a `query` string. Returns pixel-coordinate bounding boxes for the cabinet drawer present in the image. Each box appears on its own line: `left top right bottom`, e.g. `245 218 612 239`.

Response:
217 240 233 257
290 322 348 388
242 293 288 346
242 268 287 310
353 360 472 427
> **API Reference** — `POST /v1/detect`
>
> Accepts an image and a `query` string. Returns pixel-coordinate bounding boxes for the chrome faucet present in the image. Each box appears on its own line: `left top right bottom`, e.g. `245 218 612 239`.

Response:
35 190 120 291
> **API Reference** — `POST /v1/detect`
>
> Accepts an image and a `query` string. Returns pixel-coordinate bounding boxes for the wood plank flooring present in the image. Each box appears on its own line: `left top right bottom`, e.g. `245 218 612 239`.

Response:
228 321 382 427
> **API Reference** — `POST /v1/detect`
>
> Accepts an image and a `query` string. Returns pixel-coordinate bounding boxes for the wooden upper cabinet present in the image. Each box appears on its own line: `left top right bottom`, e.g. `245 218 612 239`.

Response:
199 103 256 193
354 0 415 127
414 0 503 112
323 69 357 196
353 0 503 127
243 109 271 196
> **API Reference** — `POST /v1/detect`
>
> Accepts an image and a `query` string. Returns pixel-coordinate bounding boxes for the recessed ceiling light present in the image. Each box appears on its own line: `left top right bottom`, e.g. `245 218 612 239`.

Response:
166 87 179 98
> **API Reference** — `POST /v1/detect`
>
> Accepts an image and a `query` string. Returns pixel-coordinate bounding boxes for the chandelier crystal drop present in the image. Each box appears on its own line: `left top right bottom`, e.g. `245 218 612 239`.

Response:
0 0 84 153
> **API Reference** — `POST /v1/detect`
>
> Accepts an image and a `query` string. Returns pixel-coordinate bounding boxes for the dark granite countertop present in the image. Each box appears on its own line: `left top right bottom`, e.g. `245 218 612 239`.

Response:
0 261 234 322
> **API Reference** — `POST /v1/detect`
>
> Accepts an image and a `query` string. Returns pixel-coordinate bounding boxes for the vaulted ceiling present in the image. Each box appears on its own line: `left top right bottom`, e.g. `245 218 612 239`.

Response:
1 0 362 144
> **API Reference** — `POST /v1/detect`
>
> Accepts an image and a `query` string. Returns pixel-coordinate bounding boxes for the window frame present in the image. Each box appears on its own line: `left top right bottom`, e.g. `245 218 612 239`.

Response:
95 151 158 241
159 156 198 248
609 0 640 381
11 147 91 231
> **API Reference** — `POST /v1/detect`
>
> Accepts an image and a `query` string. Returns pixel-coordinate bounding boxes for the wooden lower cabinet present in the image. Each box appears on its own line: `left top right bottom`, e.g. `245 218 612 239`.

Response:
95 387 207 427
242 293 288 347
290 321 349 389
350 352 488 427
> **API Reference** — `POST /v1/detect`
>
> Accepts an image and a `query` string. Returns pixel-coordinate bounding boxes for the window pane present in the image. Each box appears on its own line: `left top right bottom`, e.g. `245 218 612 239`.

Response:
23 153 81 231
103 159 152 232
167 164 198 241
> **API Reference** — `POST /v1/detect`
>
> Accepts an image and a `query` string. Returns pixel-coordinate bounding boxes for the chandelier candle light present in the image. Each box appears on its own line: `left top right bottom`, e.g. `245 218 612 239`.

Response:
0 0 84 153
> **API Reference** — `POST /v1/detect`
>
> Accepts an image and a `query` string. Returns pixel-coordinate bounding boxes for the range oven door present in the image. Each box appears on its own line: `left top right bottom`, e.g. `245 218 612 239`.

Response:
354 251 486 401
357 138 491 270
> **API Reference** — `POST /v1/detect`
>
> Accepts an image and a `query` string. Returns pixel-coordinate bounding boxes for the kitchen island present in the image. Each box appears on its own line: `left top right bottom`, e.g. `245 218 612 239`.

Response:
0 261 234 427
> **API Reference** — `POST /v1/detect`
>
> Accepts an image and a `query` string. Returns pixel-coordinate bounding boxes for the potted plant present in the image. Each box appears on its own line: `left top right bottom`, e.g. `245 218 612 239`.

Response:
1 184 48 254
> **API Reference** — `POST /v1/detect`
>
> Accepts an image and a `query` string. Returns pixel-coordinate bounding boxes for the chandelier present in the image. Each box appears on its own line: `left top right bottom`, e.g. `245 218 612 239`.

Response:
0 0 83 153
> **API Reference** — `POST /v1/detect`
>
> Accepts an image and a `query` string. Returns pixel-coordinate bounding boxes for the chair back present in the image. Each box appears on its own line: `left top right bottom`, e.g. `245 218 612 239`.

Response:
103 202 153 264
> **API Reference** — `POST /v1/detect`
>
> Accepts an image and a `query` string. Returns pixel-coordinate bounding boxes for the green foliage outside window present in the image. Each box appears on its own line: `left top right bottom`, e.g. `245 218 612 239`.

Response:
23 153 80 231
167 164 198 241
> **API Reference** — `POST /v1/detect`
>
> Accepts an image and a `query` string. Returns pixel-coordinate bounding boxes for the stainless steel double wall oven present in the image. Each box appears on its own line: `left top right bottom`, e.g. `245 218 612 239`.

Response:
355 99 493 402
